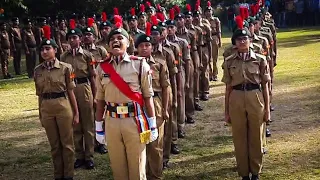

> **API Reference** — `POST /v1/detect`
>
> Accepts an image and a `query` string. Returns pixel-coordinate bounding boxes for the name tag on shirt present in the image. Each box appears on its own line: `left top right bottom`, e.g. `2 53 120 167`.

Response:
103 74 110 78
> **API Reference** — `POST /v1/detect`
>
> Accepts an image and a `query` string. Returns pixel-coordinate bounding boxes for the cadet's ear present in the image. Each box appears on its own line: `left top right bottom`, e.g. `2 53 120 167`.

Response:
54 48 57 53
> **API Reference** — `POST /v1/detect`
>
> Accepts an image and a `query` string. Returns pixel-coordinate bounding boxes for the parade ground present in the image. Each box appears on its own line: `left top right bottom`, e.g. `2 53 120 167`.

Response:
0 27 319 180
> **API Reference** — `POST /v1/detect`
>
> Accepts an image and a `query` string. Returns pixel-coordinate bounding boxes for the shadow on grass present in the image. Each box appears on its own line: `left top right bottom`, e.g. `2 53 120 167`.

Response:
277 34 320 48
0 76 33 89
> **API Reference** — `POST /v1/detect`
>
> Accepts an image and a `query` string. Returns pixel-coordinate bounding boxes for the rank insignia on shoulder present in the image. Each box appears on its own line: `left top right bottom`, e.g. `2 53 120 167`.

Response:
103 73 110 77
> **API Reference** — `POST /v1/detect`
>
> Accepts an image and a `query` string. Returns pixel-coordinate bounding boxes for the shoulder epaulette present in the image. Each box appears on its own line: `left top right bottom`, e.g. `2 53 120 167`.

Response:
225 53 236 61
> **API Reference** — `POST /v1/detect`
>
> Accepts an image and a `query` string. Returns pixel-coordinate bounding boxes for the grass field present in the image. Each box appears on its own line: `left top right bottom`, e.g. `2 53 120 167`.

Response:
0 27 320 180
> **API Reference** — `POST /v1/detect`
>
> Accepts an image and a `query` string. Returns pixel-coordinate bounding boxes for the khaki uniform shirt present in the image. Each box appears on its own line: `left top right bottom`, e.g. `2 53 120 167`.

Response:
0 30 10 49
222 50 271 86
147 50 170 93
34 59 76 96
60 47 95 78
84 44 108 63
22 29 37 48
95 53 153 103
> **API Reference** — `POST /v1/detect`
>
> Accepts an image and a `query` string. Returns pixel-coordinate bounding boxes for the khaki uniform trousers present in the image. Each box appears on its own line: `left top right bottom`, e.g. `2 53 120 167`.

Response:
177 68 186 131
229 89 264 177
210 39 219 78
105 116 147 180
185 61 195 119
200 47 210 95
0 49 9 77
73 83 95 161
191 50 200 103
13 43 22 75
40 97 75 179
147 96 165 180
164 92 174 161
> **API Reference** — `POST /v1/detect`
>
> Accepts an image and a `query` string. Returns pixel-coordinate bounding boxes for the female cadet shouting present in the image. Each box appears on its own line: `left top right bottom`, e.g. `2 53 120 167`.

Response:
34 25 79 180
222 16 270 180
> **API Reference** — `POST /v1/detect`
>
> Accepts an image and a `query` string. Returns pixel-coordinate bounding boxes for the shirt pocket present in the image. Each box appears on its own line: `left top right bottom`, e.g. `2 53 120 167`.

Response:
35 74 46 92
51 73 66 90
247 61 260 75
229 65 239 76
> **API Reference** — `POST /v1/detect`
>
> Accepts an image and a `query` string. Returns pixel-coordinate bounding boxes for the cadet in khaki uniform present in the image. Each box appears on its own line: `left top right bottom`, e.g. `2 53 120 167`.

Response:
35 17 47 64
175 9 196 124
0 22 13 79
10 17 22 75
222 21 270 180
22 19 37 78
60 21 96 169
204 1 222 81
54 18 69 59
82 18 109 154
167 8 191 139
193 7 212 101
94 19 157 180
96 12 112 51
82 18 108 63
155 16 182 162
185 5 204 111
128 8 145 55
135 23 171 179
34 25 79 180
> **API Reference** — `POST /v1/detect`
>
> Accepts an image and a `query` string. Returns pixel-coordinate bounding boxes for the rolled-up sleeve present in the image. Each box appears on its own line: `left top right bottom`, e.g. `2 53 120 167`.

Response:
221 61 231 84
141 60 154 98
95 65 105 100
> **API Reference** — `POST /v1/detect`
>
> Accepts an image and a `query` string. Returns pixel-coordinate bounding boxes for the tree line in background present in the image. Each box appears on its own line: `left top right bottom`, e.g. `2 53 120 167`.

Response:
0 0 240 19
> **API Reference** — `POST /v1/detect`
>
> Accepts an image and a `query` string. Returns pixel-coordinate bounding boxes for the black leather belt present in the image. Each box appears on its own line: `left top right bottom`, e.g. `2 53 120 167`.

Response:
233 83 261 91
75 77 89 84
42 92 66 99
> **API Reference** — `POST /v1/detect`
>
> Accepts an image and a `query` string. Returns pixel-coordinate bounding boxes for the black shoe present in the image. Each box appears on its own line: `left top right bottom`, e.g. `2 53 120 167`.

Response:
242 176 250 180
64 177 73 180
200 94 209 101
85 160 94 169
178 130 185 138
163 161 171 169
194 103 203 111
251 175 259 180
171 144 180 154
270 105 275 112
266 128 271 137
186 117 195 124
4 74 13 79
95 144 108 154
74 159 85 169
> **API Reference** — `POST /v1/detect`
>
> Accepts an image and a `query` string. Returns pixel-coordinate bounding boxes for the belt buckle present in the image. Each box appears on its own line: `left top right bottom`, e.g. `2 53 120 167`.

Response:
117 106 129 114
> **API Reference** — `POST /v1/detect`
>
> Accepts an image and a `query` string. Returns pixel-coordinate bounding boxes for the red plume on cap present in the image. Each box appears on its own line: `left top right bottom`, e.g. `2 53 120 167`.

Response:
186 4 192 12
146 22 151 36
156 4 161 11
195 0 200 11
113 7 119 15
174 5 180 14
239 7 245 20
69 19 76 30
255 4 260 15
157 12 165 22
244 8 249 19
131 8 136 16
102 12 107 22
250 4 255 16
207 1 211 7
43 25 51 40
87 18 94 27
169 8 175 20
140 4 146 12
146 1 151 8
235 15 243 29
262 0 265 6
114 15 122 28
151 15 158 26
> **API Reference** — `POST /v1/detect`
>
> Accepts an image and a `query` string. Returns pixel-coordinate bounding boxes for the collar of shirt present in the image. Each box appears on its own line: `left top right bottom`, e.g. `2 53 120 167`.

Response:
109 53 130 64
69 46 84 56
43 58 60 70
84 43 96 50
186 24 195 30
237 49 256 61
162 39 171 47
147 55 156 64
177 27 188 35
153 43 163 54
167 35 179 42
253 33 260 41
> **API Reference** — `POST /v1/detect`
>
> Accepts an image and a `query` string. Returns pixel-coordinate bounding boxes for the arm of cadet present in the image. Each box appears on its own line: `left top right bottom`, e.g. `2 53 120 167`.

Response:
10 29 16 51
144 97 156 118
96 100 106 121
224 84 232 117
90 75 97 99
176 72 183 98
22 31 29 54
184 42 191 88
261 81 270 122
67 89 79 116
55 31 62 52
